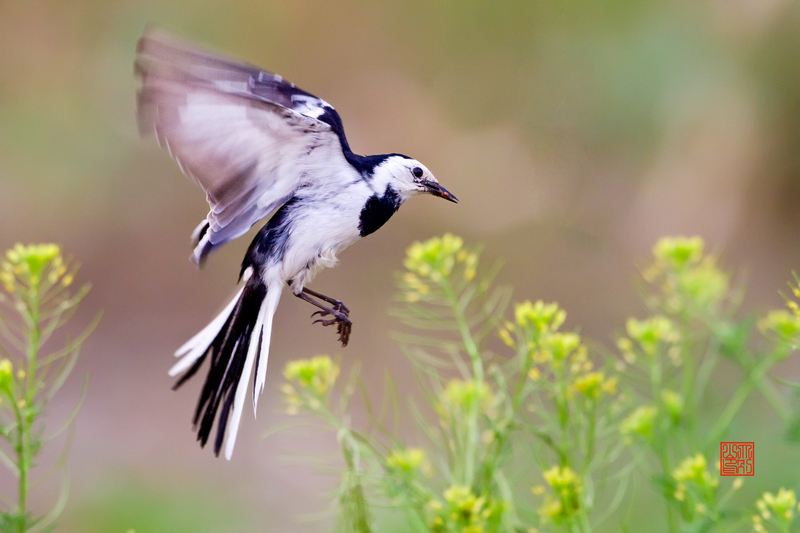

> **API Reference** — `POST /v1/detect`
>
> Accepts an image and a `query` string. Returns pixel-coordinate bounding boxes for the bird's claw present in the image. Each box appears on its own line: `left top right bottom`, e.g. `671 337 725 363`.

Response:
333 301 350 316
311 310 352 347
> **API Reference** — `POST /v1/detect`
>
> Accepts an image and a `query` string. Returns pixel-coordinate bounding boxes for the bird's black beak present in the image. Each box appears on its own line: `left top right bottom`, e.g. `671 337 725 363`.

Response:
423 181 458 203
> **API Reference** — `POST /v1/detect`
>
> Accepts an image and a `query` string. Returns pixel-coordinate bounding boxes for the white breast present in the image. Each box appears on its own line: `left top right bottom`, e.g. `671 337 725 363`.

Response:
278 175 373 293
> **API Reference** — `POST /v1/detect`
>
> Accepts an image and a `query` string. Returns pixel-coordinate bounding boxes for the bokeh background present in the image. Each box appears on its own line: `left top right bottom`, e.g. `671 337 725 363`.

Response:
2 0 800 531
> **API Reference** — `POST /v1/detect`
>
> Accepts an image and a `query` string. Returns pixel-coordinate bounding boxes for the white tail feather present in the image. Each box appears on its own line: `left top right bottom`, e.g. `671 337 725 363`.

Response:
169 287 243 377
252 287 283 416
223 304 267 460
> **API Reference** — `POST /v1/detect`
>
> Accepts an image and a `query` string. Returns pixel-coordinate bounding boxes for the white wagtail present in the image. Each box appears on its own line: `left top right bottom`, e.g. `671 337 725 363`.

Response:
135 29 457 459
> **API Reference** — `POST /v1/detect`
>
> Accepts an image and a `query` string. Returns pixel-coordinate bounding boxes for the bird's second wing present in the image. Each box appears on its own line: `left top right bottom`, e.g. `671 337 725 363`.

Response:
135 29 353 264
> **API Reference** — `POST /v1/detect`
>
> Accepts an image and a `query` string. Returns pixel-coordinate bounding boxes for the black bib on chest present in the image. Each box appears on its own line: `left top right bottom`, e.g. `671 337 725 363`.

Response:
359 186 401 237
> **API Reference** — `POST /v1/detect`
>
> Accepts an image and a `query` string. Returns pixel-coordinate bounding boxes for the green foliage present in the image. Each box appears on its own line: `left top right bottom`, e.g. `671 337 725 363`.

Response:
0 244 97 533
619 236 800 531
278 235 800 532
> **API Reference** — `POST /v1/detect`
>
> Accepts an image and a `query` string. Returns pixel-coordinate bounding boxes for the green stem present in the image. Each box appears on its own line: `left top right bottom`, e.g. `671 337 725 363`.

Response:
480 340 533 491
679 320 695 440
707 355 776 446
11 390 27 529
558 388 571 467
756 378 792 422
316 402 374 533
582 404 597 476
17 282 41 527
657 444 677 533
441 278 482 486
579 508 593 533
441 279 482 382
649 343 677 533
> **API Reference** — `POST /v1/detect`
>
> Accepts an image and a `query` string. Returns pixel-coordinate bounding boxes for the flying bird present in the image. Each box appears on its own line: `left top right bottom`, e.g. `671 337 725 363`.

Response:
135 29 457 459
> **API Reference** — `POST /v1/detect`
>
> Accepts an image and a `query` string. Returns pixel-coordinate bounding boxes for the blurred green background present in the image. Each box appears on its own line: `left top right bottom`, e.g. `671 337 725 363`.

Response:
2 0 800 531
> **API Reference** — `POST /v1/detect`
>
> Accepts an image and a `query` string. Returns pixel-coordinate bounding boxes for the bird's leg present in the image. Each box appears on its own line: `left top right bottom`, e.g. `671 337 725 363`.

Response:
301 287 350 316
295 291 352 346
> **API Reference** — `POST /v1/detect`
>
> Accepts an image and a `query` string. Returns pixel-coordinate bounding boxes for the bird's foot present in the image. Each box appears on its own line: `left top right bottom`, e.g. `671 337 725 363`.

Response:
311 299 349 318
303 288 350 316
311 310 352 346
298 289 352 346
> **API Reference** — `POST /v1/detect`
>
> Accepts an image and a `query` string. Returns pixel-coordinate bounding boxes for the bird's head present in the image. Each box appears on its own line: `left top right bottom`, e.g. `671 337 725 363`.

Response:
375 155 458 204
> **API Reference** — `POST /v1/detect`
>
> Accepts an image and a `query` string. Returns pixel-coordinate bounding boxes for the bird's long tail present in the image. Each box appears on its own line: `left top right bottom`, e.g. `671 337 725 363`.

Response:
169 269 282 460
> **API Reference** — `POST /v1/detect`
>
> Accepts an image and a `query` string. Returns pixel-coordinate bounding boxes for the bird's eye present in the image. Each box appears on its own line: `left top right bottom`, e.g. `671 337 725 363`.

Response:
412 167 423 178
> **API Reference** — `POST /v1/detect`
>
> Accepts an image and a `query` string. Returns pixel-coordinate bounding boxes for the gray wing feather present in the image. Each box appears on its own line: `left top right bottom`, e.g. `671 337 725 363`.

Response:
135 29 349 265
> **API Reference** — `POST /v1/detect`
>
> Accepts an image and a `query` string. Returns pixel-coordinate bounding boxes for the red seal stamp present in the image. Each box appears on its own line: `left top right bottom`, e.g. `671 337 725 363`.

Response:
720 442 754 476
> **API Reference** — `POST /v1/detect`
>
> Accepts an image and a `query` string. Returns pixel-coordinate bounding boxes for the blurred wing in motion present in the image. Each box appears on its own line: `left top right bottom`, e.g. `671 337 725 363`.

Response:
135 28 353 265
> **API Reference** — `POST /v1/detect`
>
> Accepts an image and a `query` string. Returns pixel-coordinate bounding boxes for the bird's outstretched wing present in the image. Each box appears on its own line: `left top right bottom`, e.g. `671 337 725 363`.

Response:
135 28 353 265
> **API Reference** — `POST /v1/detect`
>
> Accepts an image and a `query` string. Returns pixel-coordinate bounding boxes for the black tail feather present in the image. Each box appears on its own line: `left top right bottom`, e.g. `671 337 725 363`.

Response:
173 276 267 456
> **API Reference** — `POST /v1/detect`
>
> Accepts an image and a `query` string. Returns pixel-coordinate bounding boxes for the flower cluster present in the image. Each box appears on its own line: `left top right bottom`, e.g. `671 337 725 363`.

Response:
672 454 716 490
670 453 719 521
753 488 798 532
572 371 616 399
385 447 428 474
0 359 12 399
1 243 72 294
620 405 658 441
401 234 479 302
623 316 679 357
503 301 618 407
502 301 576 365
660 389 683 423
758 310 800 348
537 466 583 523
652 236 705 270
513 300 566 336
282 355 340 414
438 379 495 419
426 485 503 533
643 236 729 316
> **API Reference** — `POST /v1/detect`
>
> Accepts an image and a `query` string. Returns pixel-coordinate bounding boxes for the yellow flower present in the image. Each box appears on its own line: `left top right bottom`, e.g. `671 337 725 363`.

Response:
539 466 582 522
543 465 579 491
672 454 714 490
283 355 339 396
601 376 617 395
676 258 728 310
386 448 426 472
440 379 494 416
403 234 471 282
626 316 678 356
759 310 800 346
514 300 566 333
5 244 67 291
653 236 704 269
660 389 683 422
540 332 581 361
573 372 605 399
757 488 797 522
498 327 514 347
538 496 563 521
620 405 657 439
0 359 13 392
